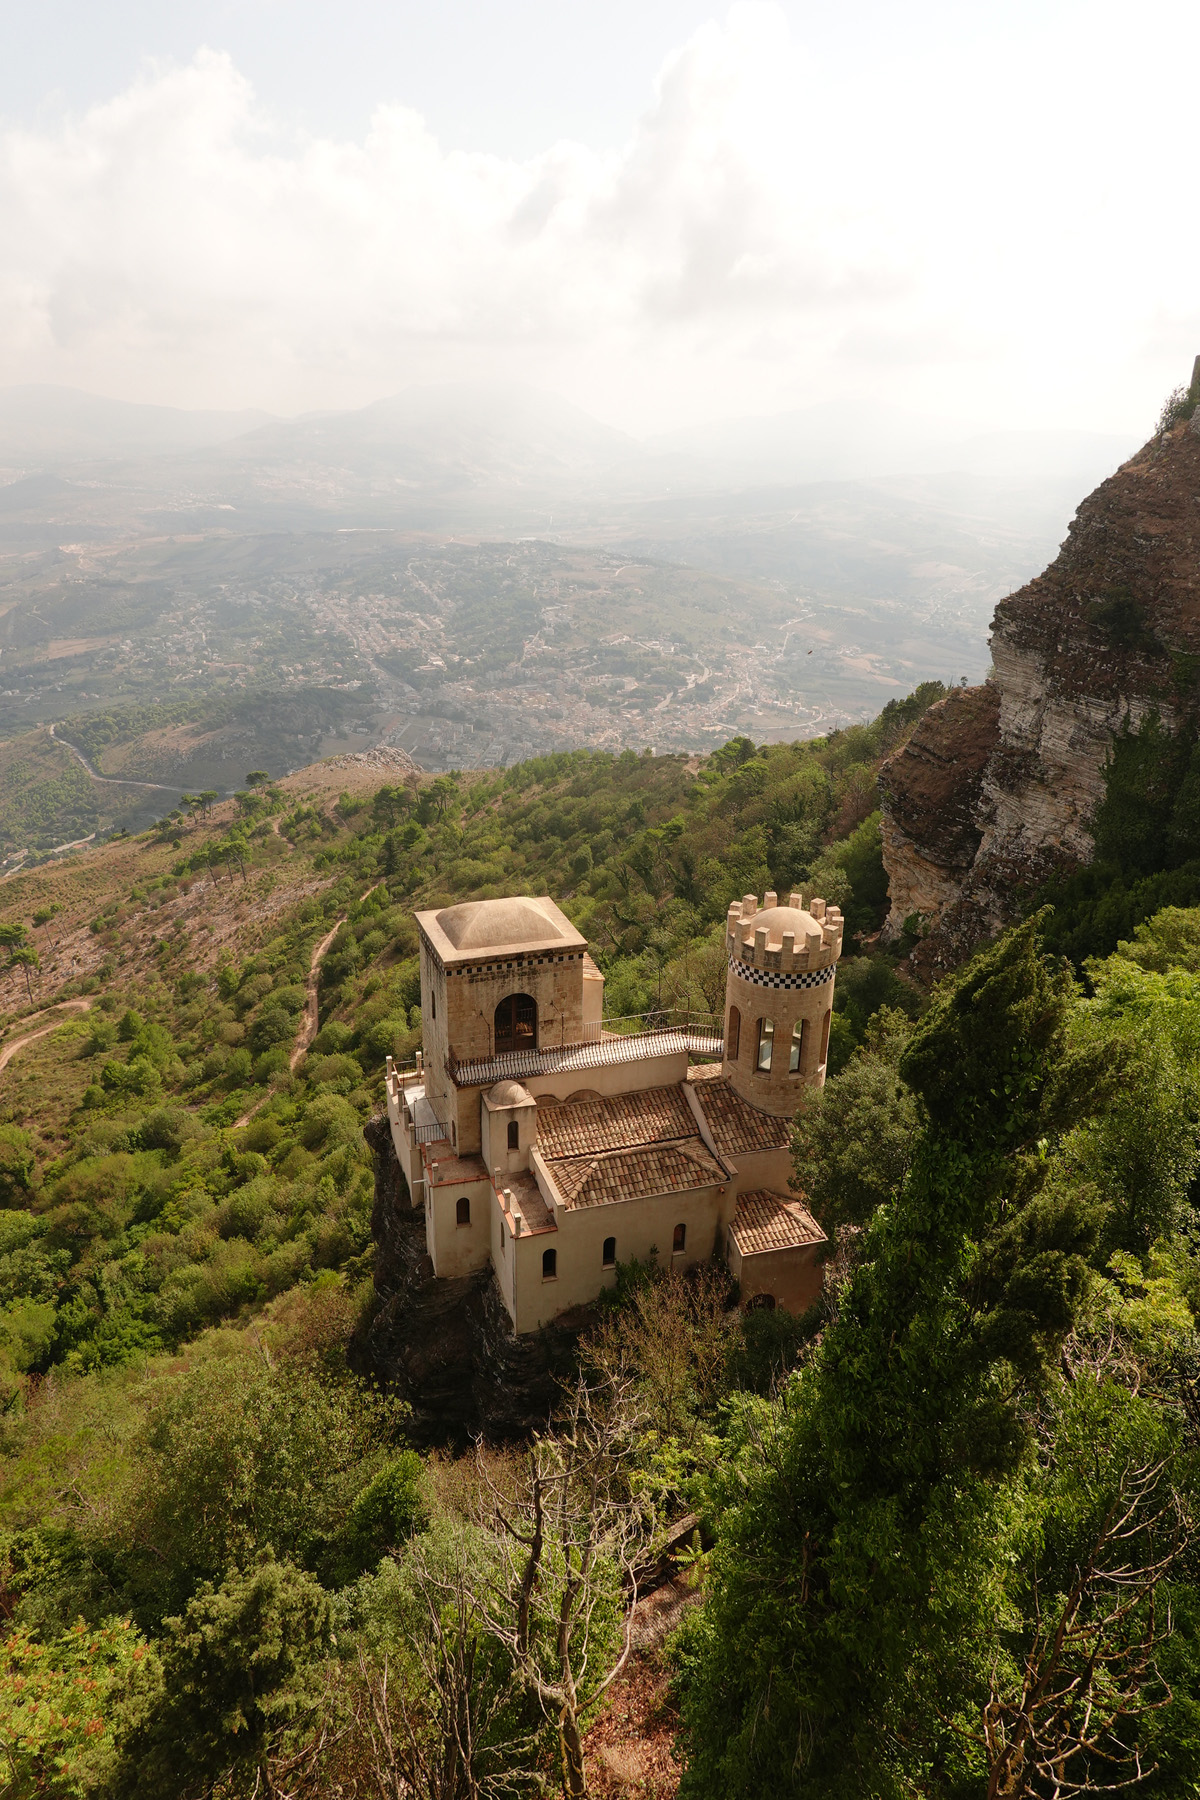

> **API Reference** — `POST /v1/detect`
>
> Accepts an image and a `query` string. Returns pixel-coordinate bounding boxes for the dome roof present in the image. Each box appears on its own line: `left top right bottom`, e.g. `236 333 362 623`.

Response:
737 904 822 948
486 1080 536 1108
436 895 572 952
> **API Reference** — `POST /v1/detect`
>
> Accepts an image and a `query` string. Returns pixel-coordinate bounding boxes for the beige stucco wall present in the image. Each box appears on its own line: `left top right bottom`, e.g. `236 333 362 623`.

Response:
481 1092 539 1178
583 956 605 1033
726 1144 793 1193
425 1170 493 1277
727 1233 824 1314
522 1046 691 1103
489 1189 521 1323
385 1083 422 1202
419 941 455 1139
512 1182 736 1332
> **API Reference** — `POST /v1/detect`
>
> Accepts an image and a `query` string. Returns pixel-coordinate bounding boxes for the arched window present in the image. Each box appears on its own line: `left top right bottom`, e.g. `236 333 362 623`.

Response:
789 1018 806 1073
507 1119 520 1150
602 1236 616 1268
746 1292 776 1311
672 1222 686 1254
819 1008 831 1066
455 1196 470 1226
726 1004 741 1061
756 1016 774 1072
542 1247 557 1281
495 993 537 1054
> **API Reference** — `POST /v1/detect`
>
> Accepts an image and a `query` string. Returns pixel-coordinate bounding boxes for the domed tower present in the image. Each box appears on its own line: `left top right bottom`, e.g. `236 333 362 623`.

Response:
722 890 843 1118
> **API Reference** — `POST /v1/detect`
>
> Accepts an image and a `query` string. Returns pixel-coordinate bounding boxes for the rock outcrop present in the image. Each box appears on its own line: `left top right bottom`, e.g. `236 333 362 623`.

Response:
880 414 1200 971
355 1115 591 1445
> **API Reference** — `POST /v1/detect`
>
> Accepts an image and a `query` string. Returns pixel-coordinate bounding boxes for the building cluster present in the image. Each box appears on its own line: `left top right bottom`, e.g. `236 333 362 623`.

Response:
385 889 842 1332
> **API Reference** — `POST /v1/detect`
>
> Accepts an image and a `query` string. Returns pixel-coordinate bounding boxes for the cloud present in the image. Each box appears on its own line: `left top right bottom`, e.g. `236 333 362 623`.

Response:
2 1 1200 433
0 8 910 423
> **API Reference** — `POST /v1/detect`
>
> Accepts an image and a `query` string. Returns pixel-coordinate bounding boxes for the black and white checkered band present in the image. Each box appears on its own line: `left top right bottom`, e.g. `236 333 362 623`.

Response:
728 952 836 991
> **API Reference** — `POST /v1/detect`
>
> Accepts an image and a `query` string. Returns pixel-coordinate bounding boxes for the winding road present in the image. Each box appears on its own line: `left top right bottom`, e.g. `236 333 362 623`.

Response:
49 723 184 796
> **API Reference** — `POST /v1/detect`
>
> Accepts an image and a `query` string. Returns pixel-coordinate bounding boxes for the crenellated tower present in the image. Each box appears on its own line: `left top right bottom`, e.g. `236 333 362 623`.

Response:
722 890 843 1117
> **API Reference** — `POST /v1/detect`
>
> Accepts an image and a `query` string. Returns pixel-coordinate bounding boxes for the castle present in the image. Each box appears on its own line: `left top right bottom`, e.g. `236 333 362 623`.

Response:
384 889 842 1332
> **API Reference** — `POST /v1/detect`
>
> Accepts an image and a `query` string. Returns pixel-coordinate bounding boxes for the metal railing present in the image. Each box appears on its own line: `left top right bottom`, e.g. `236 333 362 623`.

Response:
596 1008 723 1041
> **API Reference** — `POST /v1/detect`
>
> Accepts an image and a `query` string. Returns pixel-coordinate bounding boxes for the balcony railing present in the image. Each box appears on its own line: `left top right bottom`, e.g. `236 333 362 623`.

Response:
597 1009 723 1042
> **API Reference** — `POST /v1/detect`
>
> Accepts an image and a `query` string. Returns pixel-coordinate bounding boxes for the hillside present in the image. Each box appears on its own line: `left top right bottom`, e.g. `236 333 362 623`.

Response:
2 680 1199 1798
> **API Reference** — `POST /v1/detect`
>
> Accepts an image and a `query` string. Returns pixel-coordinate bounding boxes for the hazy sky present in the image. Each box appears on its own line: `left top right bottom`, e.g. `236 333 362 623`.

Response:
2 0 1198 436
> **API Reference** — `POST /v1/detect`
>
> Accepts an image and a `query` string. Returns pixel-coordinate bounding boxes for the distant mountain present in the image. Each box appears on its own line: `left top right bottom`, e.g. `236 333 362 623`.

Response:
0 385 274 465
205 383 646 496
645 402 1138 491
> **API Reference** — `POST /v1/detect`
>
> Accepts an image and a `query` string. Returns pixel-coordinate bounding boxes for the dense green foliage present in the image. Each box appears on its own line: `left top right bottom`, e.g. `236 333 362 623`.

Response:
1039 710 1200 965
679 917 1200 1798
6 684 1200 1797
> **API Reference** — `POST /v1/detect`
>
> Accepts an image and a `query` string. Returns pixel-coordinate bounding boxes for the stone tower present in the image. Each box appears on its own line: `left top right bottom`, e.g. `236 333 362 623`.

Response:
722 891 843 1117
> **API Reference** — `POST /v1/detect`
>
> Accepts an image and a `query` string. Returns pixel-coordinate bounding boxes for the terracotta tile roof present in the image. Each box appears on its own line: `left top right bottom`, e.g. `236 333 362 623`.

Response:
536 1084 697 1159
729 1189 825 1256
545 1141 725 1209
500 1172 555 1235
691 1078 790 1157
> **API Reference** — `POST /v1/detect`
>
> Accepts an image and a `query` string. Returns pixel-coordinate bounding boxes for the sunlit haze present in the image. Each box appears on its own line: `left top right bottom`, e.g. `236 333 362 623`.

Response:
2 0 1198 437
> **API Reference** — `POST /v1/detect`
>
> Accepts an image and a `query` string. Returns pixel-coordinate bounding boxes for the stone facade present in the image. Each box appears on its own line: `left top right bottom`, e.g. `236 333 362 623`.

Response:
722 890 844 1113
385 891 837 1333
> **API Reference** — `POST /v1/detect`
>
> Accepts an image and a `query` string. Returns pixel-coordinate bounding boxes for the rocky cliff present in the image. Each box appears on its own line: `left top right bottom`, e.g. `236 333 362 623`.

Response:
880 412 1200 971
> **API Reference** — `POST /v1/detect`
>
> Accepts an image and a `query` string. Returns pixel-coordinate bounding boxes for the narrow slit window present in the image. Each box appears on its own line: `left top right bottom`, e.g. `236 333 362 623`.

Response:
789 1018 806 1073
819 1009 831 1066
542 1247 557 1281
727 1004 741 1061
672 1222 686 1254
507 1120 519 1150
602 1236 616 1268
756 1016 774 1072
456 1196 470 1227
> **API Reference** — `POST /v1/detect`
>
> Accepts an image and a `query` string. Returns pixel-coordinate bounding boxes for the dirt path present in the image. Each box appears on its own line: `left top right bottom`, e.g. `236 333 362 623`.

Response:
0 999 93 1074
290 919 345 1071
230 908 356 1130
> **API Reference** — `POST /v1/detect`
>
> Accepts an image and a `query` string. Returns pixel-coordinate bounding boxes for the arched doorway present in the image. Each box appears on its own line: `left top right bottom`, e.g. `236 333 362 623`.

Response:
494 992 538 1054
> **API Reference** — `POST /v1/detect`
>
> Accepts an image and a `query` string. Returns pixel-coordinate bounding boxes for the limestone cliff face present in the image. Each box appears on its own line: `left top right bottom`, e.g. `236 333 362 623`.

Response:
879 683 1000 933
881 416 1200 970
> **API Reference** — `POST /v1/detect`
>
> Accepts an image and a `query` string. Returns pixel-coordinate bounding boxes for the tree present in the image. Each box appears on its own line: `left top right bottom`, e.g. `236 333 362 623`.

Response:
373 784 415 831
199 790 219 817
472 1375 653 1800
978 1456 1184 1799
112 1552 333 1800
246 771 270 790
790 1006 922 1233
0 1124 36 1206
7 945 39 1002
1 1617 159 1800
352 1527 532 1800
678 919 1121 1798
0 922 28 951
